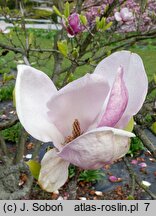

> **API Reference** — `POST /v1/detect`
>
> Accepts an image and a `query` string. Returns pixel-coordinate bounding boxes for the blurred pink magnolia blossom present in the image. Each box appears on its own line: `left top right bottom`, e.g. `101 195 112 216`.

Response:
63 13 83 37
114 7 133 22
15 51 148 192
84 0 156 32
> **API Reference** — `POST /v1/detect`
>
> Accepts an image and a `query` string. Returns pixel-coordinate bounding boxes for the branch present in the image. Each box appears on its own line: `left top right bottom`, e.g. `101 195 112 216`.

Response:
76 0 84 13
0 117 19 131
103 30 156 47
79 0 126 56
32 140 42 160
0 132 8 156
52 30 64 81
30 48 59 53
134 125 156 159
14 127 27 164
67 167 80 200
0 42 24 55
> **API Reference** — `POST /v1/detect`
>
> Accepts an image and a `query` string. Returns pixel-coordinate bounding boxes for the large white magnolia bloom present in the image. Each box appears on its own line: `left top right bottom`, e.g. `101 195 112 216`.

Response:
15 51 148 192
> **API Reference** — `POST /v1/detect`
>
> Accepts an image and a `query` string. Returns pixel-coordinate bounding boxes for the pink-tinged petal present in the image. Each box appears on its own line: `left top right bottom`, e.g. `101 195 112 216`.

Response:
15 65 64 150
47 73 109 137
58 127 135 170
131 159 138 165
68 13 81 35
138 162 147 168
64 13 82 37
120 8 133 22
109 175 118 182
98 66 128 127
38 148 69 192
114 12 122 21
94 51 148 129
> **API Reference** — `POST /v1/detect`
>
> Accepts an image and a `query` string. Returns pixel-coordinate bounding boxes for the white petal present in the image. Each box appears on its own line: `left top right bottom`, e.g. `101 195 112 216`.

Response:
59 127 135 170
120 8 133 21
38 148 69 192
47 73 109 137
15 65 64 149
141 181 151 187
94 51 148 129
114 12 122 21
98 66 128 127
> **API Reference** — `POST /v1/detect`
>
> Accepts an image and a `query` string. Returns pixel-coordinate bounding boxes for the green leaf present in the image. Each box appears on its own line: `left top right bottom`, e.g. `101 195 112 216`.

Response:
2 73 15 83
68 165 76 178
64 2 70 18
72 48 79 59
100 17 106 29
96 17 112 31
103 21 113 31
57 40 68 57
26 160 41 180
53 6 62 17
124 117 134 132
127 195 135 200
151 122 156 135
67 73 74 83
95 16 100 29
29 32 34 46
79 14 87 25
78 170 105 182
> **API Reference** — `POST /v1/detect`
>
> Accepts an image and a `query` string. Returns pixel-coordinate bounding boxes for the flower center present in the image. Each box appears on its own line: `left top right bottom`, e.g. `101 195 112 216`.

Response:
64 119 82 144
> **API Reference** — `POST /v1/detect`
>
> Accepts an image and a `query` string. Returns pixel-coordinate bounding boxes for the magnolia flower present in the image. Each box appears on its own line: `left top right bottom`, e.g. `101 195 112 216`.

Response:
115 8 133 22
0 21 10 34
15 51 148 192
64 13 83 37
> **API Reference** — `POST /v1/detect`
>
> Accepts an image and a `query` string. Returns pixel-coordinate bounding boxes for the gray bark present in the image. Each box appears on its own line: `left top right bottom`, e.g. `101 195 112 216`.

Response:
0 158 33 200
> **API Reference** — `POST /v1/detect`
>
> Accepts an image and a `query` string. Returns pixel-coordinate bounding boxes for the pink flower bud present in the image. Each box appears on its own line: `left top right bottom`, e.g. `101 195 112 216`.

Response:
64 13 83 37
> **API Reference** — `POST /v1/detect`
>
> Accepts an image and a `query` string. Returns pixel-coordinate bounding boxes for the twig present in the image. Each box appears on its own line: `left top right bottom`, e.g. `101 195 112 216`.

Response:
52 30 64 81
14 126 27 164
0 132 8 156
134 125 156 159
30 48 59 53
0 117 19 131
123 157 135 197
67 166 80 200
32 140 42 160
76 0 84 13
0 42 24 54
